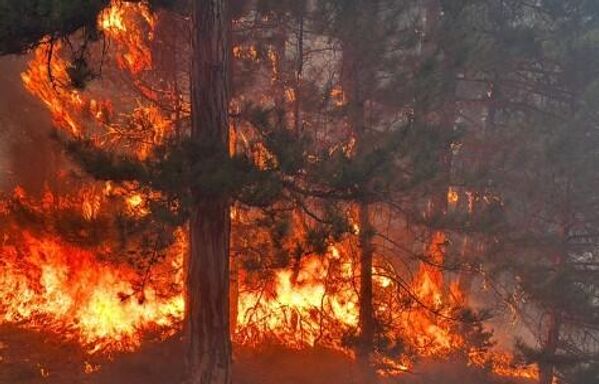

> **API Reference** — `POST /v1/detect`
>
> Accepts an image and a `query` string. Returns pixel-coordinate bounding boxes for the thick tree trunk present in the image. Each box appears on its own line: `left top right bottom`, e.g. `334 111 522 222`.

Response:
188 201 232 384
358 203 374 359
186 0 232 383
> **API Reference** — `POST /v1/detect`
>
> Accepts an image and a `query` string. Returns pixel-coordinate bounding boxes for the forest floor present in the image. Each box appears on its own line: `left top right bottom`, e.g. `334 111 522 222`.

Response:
0 325 530 384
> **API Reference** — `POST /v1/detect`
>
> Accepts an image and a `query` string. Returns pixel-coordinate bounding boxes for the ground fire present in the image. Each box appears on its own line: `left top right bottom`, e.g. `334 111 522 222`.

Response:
1 1 598 384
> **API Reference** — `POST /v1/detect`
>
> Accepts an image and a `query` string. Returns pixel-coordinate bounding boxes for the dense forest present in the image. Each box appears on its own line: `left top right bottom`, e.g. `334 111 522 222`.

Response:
0 1 599 384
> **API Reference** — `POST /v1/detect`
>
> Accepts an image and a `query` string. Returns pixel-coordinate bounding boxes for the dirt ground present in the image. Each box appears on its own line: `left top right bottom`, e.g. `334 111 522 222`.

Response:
0 325 528 384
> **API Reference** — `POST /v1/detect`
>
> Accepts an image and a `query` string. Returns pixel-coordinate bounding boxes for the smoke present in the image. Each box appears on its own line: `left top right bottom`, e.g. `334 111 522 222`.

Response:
0 56 57 195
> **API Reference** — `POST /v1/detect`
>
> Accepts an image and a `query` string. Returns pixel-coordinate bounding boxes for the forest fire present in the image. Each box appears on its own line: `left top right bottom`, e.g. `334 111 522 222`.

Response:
4 0 592 383
0 186 536 380
0 230 184 354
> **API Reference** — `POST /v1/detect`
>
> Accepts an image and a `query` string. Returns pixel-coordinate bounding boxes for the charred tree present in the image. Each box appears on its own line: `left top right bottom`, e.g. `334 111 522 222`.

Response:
186 0 233 383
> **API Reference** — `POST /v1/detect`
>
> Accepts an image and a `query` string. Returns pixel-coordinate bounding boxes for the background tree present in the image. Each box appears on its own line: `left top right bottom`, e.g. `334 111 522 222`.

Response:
439 2 599 383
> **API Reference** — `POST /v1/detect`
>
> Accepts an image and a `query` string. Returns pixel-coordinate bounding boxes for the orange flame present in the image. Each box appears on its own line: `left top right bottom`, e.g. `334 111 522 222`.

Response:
0 231 184 353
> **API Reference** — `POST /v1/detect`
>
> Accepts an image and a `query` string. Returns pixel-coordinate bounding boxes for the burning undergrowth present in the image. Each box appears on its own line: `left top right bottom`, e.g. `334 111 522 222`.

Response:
0 186 185 354
0 185 537 380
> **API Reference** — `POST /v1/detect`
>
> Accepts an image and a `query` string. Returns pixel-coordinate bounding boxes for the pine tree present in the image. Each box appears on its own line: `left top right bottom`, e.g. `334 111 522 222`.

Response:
310 0 457 372
448 2 599 383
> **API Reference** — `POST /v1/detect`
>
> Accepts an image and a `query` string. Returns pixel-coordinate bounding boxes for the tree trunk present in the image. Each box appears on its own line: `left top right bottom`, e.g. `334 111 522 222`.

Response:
186 0 232 383
230 250 238 334
341 47 375 371
539 309 560 384
358 203 375 360
539 228 566 384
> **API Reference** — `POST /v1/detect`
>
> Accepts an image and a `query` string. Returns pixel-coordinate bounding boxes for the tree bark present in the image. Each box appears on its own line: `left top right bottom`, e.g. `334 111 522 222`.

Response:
358 203 375 360
539 309 560 384
186 0 232 383
539 226 566 384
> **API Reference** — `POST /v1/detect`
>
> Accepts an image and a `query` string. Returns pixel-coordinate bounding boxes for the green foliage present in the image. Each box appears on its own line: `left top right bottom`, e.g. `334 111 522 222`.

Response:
461 1 599 380
0 0 108 54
